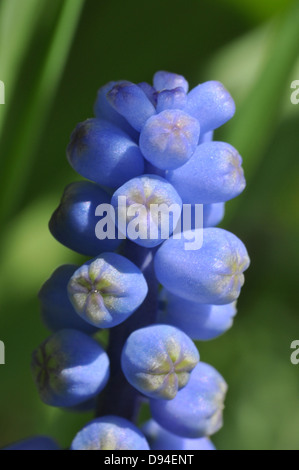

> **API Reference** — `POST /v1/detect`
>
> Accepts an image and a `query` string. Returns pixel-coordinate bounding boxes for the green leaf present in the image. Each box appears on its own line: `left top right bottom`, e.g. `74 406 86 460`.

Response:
0 0 85 224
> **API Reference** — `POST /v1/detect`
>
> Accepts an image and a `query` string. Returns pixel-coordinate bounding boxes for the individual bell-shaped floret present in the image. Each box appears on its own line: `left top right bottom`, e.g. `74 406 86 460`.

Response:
139 110 200 170
167 142 245 204
49 181 121 257
67 118 144 188
150 362 227 438
71 416 150 450
184 81 235 134
158 290 237 341
107 81 156 132
156 87 187 113
121 324 199 400
203 203 225 227
142 420 216 450
137 82 157 106
39 265 97 334
111 175 182 248
153 71 189 93
93 80 138 139
154 228 250 304
31 329 110 408
67 253 148 328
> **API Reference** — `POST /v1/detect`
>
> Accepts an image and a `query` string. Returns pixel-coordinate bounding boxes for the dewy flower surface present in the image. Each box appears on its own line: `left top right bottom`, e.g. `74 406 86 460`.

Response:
4 70 250 451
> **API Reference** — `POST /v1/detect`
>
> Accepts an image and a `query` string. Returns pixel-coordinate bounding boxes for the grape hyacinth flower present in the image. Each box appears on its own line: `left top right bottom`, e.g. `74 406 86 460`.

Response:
38 265 97 334
142 420 216 450
166 141 246 204
121 324 199 399
31 329 110 407
111 174 182 247
155 228 250 304
23 70 250 451
158 290 237 341
71 416 150 450
49 181 121 256
67 253 148 328
150 362 228 438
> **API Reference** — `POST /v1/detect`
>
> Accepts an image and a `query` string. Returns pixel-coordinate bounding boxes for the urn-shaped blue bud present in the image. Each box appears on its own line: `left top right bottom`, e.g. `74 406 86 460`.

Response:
137 82 157 106
111 175 182 248
67 118 144 188
67 253 148 328
71 416 150 450
121 324 199 400
139 110 200 170
107 81 156 131
150 362 227 438
184 81 235 134
156 87 187 113
167 142 245 204
31 329 110 408
158 290 237 341
154 228 250 304
142 420 216 450
203 203 225 227
93 81 138 139
49 181 121 256
39 265 97 334
153 71 189 94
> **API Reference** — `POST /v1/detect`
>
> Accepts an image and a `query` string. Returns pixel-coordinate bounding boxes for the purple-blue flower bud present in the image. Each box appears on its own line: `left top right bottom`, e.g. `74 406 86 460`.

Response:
111 175 182 248
138 82 157 107
39 265 97 334
31 329 110 408
184 81 235 134
49 181 121 257
67 253 148 328
203 203 225 227
93 81 138 139
150 362 227 438
121 324 199 400
139 110 200 170
167 142 245 204
71 416 150 450
142 420 216 450
107 81 156 132
159 290 237 341
154 228 250 304
67 118 144 188
156 87 187 113
153 71 189 94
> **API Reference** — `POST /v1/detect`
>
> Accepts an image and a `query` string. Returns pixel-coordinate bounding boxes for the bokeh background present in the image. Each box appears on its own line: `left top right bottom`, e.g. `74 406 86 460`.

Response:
0 0 299 450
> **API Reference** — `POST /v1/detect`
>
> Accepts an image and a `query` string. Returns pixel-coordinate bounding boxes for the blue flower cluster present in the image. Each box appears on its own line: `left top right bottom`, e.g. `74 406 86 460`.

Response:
6 71 250 451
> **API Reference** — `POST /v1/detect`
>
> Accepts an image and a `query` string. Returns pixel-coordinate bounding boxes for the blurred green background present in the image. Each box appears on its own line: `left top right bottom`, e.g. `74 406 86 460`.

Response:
0 0 299 450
